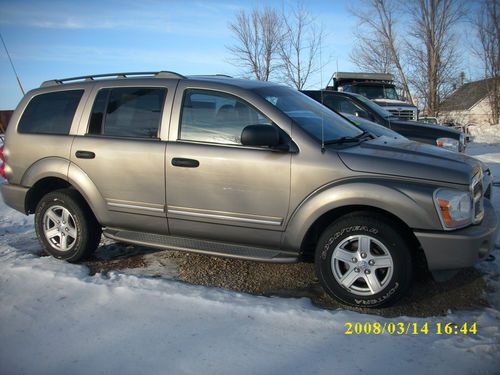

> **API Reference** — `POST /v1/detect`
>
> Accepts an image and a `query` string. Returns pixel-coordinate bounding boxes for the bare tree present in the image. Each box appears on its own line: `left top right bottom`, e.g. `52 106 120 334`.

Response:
278 2 325 89
350 35 393 74
349 0 413 104
227 7 283 81
406 0 465 116
472 0 499 124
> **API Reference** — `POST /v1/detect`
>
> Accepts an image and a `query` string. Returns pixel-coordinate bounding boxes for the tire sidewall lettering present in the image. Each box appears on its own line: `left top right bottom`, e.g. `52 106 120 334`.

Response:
322 225 379 260
315 216 411 308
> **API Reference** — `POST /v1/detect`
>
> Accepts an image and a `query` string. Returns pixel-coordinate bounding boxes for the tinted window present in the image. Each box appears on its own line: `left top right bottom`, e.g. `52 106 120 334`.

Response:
353 94 393 118
323 95 367 117
18 90 83 135
180 90 272 145
88 87 166 138
88 89 109 135
254 86 362 143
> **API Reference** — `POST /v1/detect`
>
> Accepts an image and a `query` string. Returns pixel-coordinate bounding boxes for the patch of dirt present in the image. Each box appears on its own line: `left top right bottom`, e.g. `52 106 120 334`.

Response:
83 241 491 318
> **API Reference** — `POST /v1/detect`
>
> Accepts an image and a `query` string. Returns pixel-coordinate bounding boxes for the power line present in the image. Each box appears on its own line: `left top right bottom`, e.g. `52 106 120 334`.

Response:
0 31 25 95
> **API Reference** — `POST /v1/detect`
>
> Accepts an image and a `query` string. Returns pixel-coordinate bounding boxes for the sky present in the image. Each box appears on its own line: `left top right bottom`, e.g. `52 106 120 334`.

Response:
0 0 484 110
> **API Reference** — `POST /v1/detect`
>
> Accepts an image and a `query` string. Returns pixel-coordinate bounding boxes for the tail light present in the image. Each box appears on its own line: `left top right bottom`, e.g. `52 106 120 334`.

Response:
0 145 5 179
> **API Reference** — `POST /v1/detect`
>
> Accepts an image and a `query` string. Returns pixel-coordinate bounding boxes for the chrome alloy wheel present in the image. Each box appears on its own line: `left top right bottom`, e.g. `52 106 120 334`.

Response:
331 235 394 296
42 205 77 252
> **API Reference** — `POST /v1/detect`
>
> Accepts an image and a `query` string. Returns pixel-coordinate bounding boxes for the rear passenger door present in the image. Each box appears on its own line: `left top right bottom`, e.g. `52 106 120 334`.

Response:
71 82 176 234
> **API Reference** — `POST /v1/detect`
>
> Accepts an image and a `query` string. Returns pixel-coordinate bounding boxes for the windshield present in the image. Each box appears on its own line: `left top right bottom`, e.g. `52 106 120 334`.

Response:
353 84 399 100
421 117 437 124
343 114 405 139
350 93 394 119
254 86 362 142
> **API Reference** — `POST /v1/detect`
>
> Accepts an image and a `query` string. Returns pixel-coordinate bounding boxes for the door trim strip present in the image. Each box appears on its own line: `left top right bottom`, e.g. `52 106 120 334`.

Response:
167 209 282 226
108 202 165 213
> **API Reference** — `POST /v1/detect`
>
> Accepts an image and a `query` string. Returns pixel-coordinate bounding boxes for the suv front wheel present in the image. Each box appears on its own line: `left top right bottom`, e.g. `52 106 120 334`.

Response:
35 189 101 262
315 213 412 307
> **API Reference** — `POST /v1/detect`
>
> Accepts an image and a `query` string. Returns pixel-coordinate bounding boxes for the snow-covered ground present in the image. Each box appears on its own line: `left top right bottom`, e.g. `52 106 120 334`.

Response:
1 143 499 375
468 124 500 144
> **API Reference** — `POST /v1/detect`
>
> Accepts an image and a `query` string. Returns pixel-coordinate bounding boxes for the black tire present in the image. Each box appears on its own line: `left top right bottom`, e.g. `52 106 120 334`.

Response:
35 189 101 262
315 213 412 308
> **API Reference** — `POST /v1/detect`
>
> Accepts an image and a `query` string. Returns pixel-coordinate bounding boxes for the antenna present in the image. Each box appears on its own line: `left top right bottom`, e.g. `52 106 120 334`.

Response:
320 34 325 153
0 32 25 95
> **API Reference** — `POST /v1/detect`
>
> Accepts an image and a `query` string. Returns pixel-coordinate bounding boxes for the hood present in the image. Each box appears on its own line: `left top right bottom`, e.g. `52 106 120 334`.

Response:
373 99 416 108
337 137 480 185
390 119 462 139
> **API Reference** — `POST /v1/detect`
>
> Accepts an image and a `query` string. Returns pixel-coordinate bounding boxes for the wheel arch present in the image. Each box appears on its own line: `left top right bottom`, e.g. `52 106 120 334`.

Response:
23 160 109 224
283 183 432 270
299 205 426 270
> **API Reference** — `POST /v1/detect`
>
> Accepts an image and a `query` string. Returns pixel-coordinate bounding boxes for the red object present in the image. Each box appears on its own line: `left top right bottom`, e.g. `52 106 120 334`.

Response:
0 145 5 179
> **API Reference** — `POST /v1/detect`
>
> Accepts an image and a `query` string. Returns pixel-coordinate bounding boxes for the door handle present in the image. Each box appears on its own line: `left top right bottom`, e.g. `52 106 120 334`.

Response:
75 150 96 159
171 158 199 168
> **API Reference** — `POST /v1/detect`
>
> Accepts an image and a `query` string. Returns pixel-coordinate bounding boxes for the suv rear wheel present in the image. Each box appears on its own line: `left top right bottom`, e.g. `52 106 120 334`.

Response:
35 189 101 262
315 213 412 307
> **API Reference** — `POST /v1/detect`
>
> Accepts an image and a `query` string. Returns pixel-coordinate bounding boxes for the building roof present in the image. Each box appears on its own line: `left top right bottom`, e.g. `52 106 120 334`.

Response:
440 78 497 112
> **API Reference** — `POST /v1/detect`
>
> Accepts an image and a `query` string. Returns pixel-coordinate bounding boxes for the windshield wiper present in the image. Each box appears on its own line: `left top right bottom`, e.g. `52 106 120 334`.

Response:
324 131 372 145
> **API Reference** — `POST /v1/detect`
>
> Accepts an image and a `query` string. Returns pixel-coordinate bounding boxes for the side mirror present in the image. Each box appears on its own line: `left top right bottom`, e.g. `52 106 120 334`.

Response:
241 125 280 148
354 111 369 120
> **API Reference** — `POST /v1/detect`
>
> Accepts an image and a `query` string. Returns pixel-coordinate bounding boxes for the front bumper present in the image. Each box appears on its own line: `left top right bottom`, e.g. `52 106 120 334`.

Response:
414 199 499 271
0 183 29 214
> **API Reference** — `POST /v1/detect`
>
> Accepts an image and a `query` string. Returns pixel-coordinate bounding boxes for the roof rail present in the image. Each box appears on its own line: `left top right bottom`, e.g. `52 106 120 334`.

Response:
40 71 185 88
188 74 233 79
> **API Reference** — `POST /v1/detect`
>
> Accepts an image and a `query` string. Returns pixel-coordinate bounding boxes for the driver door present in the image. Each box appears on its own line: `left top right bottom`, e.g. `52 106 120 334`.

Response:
165 88 291 247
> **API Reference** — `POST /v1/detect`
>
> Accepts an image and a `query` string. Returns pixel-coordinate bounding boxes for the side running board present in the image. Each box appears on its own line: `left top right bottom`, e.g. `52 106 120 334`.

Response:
103 229 298 263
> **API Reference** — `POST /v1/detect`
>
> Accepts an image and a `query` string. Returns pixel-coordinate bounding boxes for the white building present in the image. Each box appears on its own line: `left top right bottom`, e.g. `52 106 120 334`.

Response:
439 78 499 126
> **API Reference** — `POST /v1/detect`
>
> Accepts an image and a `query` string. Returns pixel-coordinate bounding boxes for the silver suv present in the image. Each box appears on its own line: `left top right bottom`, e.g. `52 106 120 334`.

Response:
1 71 498 307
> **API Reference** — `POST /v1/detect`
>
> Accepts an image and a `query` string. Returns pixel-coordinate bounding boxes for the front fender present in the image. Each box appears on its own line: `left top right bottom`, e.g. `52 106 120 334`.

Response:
282 180 441 251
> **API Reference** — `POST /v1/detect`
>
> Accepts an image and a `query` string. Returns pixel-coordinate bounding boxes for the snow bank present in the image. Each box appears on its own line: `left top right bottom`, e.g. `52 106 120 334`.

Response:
1 236 499 375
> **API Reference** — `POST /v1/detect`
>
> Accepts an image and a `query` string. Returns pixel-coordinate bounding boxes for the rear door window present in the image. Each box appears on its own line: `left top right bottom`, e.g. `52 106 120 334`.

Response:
88 87 166 138
18 90 83 134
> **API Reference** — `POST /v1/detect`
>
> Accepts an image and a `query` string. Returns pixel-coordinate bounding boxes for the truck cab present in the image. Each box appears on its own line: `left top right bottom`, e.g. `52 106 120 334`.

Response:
331 72 418 121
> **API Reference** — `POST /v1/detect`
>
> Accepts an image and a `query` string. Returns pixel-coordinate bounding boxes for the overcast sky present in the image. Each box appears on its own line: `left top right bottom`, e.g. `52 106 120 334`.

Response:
0 0 483 109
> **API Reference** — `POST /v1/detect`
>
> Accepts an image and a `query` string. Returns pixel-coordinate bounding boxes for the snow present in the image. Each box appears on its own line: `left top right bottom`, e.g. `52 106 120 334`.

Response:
468 123 500 144
1 144 500 375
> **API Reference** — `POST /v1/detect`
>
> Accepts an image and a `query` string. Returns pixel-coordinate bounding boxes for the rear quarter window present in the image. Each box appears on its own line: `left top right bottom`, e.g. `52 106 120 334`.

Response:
18 90 83 135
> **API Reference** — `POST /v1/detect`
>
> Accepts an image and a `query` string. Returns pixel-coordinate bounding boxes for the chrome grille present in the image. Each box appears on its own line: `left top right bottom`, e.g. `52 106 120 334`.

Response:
386 109 417 121
471 171 484 224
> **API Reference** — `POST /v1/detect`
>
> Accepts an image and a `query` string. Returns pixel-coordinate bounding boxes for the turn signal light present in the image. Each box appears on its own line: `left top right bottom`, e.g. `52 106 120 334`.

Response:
0 146 5 179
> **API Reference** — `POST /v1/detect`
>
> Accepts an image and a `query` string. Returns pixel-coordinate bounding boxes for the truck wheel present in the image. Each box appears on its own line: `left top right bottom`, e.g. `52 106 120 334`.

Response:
35 189 101 262
315 213 412 307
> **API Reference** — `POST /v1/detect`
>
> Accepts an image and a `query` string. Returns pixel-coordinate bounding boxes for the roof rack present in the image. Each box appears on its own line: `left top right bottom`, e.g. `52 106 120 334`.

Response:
40 71 185 88
188 74 233 78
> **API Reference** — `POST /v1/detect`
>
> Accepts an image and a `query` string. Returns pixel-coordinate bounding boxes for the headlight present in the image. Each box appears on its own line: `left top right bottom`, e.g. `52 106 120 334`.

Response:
436 137 459 152
434 189 472 229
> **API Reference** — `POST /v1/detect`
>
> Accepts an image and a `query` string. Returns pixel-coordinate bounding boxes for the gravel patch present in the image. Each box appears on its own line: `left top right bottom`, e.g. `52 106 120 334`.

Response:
84 241 490 318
